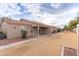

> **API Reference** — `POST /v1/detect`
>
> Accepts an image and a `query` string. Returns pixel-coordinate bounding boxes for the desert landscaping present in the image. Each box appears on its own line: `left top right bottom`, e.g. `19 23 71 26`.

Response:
0 3 78 56
0 31 77 56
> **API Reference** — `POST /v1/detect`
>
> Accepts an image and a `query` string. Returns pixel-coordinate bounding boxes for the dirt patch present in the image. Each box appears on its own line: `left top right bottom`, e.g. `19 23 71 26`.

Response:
0 31 77 56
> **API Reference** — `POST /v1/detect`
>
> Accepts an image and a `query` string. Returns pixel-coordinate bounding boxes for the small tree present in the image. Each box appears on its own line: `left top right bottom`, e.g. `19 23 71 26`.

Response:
77 17 79 24
68 20 77 30
64 25 68 30
57 29 61 32
21 30 27 39
52 30 55 33
0 31 7 39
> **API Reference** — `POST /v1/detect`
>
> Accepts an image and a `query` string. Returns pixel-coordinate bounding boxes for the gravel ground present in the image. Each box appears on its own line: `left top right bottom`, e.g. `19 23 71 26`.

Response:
0 31 77 56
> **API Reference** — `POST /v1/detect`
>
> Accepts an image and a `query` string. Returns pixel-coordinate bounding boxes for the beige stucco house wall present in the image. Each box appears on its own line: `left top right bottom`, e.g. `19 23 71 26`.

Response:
2 20 32 39
1 18 59 39
2 21 21 39
7 24 22 39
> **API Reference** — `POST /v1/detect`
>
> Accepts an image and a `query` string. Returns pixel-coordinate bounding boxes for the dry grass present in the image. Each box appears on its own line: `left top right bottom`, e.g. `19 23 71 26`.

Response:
0 31 77 56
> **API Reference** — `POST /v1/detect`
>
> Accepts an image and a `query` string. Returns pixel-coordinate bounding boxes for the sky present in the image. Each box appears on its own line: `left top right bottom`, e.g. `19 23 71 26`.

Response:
0 3 79 28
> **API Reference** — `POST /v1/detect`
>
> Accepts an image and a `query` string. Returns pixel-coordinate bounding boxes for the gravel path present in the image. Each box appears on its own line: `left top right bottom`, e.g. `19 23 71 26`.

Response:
0 31 77 56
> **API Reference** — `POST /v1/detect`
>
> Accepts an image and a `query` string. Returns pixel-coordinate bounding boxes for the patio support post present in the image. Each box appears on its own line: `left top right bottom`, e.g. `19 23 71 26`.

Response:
38 25 39 37
77 24 79 56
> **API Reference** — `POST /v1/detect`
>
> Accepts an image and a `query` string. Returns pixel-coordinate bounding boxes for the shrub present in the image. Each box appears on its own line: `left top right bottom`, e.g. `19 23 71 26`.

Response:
52 30 55 33
0 31 7 39
57 29 61 32
21 30 27 39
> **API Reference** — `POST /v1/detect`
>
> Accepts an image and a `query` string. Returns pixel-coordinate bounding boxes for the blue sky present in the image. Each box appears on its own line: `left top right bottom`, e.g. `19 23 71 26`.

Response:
0 3 79 28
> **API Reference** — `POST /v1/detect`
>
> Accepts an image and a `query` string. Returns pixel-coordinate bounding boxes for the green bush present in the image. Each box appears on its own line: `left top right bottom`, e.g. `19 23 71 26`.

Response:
52 30 55 33
57 29 61 32
63 20 77 31
64 17 79 31
0 31 7 39
21 30 27 39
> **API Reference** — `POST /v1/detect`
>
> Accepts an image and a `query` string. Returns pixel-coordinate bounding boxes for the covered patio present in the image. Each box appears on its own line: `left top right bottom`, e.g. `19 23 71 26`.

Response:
31 25 49 37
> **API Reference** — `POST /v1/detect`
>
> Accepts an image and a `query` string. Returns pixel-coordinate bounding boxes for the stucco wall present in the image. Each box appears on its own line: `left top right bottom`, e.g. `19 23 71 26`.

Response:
24 25 32 37
7 24 22 39
2 22 32 39
45 27 55 34
2 21 57 39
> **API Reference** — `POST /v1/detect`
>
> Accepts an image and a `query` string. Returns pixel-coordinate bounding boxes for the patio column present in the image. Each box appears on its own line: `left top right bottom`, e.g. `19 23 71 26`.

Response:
37 25 39 37
77 24 79 56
